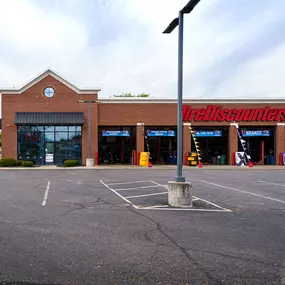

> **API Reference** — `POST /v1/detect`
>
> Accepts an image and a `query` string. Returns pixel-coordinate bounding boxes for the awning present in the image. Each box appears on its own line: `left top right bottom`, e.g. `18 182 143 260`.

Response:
14 112 85 126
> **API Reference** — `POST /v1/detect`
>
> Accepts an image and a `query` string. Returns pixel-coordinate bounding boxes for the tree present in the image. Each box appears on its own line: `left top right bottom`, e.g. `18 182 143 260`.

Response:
0 133 2 148
112 92 150 98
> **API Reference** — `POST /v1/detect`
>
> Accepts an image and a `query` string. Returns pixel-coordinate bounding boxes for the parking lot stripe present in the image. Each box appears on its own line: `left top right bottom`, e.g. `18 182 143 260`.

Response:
107 181 151 186
197 197 232 211
115 185 160 191
100 180 136 207
42 180 50 206
258 180 285 187
138 206 230 212
125 192 168 199
200 180 285 205
151 181 231 211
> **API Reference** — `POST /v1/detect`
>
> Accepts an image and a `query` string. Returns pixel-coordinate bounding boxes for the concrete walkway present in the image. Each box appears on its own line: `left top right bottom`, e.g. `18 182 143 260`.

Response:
0 165 284 170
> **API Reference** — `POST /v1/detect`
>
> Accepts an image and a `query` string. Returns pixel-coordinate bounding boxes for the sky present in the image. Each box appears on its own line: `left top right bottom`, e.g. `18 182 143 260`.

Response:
0 0 285 113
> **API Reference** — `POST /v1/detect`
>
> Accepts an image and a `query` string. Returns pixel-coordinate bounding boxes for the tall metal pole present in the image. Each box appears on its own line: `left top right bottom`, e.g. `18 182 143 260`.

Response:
88 100 91 159
175 11 185 182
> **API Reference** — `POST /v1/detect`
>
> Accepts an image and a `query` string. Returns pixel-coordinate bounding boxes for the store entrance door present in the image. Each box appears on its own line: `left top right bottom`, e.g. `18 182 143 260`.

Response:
45 142 54 165
145 129 177 164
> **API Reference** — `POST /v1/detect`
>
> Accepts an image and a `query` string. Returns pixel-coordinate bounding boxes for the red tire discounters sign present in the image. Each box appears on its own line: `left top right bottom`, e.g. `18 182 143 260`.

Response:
182 105 285 122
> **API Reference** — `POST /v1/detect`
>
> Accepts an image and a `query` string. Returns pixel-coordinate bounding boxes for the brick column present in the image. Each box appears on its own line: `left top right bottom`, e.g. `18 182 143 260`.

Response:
92 103 99 165
136 123 145 165
183 123 191 165
276 124 285 165
229 124 238 165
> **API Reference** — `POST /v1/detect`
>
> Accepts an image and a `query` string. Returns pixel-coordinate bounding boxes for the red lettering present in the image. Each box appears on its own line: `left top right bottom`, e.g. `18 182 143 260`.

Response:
195 109 206 121
262 106 271 121
217 109 228 121
188 109 197 121
235 109 246 121
251 108 264 121
213 106 222 121
182 105 284 122
226 109 237 121
267 108 278 121
278 109 285 121
182 105 190 121
244 109 257 121
204 105 217 121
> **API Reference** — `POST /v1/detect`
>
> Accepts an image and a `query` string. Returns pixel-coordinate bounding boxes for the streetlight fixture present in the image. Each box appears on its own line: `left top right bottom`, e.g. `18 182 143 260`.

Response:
77 100 97 167
163 0 201 183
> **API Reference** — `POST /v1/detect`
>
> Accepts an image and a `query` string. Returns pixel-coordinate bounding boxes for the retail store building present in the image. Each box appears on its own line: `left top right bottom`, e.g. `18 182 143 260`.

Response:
1 70 285 166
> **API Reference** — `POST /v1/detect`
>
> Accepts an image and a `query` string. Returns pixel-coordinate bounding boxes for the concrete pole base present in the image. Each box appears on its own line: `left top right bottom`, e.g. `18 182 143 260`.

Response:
168 181 192 208
86 158 94 168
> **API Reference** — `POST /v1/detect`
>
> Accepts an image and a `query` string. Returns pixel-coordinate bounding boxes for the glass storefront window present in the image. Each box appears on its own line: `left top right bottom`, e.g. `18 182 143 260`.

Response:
17 125 82 165
55 126 68 132
55 132 69 142
45 126 54 132
45 132 55 142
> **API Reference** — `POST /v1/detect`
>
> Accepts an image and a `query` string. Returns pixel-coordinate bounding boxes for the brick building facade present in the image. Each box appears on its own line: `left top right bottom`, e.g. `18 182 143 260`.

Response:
1 70 285 166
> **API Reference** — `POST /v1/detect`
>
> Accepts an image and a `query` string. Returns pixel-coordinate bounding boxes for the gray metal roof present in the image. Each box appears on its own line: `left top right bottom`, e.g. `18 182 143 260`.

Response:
15 112 85 125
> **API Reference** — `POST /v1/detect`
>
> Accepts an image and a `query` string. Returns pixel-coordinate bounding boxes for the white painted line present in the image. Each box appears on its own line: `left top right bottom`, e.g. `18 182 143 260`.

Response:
107 181 151 186
115 185 160 191
100 180 138 209
138 206 230 212
150 181 231 211
125 192 168 199
200 180 285 205
150 181 167 188
196 197 231 211
42 180 50 206
258 180 285 187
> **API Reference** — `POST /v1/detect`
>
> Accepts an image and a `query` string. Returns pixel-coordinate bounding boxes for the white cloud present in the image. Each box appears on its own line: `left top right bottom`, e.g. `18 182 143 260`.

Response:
0 0 284 119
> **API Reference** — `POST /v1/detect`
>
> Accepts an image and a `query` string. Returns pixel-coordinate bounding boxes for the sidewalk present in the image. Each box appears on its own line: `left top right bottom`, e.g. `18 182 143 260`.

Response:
0 165 284 170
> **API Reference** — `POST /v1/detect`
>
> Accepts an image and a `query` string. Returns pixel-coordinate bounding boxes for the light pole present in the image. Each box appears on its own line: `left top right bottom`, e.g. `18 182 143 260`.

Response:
77 100 97 167
163 0 201 182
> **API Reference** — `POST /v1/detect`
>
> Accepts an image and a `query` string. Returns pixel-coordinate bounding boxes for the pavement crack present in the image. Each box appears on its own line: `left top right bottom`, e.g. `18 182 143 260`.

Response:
128 206 220 285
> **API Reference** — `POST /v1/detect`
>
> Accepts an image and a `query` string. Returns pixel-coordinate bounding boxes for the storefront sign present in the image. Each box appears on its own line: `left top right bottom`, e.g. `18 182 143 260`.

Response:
183 105 285 122
147 130 175 137
102 130 130 137
45 154 54 163
241 130 270 137
193 130 222 137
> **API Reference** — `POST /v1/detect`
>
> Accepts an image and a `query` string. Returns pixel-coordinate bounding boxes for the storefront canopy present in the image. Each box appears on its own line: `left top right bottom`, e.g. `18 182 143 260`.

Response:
14 112 85 126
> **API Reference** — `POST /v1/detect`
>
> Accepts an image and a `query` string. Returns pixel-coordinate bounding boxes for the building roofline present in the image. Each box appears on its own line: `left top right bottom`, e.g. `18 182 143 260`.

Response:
99 97 285 104
0 69 101 95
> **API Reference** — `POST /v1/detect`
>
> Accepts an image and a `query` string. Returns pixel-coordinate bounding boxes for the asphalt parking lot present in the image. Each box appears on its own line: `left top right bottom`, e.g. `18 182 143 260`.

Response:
0 168 285 285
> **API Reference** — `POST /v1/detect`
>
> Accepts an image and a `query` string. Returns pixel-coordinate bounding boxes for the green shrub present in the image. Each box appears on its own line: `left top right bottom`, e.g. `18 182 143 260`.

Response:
17 160 34 167
0 158 17 167
63 160 80 167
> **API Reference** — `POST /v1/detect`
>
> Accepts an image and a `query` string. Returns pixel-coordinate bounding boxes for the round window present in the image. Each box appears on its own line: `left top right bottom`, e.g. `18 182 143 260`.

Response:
44 87 55 98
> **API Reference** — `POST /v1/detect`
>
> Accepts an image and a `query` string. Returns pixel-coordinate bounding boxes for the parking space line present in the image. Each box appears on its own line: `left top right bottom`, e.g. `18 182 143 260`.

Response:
138 206 230 212
125 192 168 199
107 181 151 186
197 197 231 211
42 180 50 206
100 180 138 208
115 185 160 191
150 181 231 211
200 180 285 205
258 180 285 187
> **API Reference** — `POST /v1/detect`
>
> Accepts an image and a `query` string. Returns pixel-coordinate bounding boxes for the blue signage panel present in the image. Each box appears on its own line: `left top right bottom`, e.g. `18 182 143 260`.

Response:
102 130 130 137
193 130 222 137
241 130 270 137
147 130 176 137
